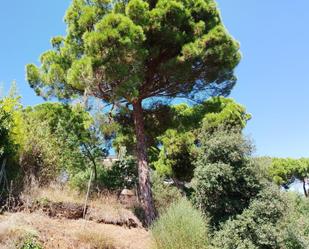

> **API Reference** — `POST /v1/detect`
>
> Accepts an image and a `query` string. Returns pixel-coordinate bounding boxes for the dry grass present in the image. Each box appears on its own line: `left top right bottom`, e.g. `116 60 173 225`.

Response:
0 212 153 249
19 184 142 228
21 183 122 212
1 184 151 248
76 230 116 249
0 212 40 249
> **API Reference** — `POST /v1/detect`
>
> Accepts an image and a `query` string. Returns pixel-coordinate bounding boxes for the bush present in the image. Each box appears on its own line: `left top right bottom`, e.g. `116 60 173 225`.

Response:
69 167 107 192
151 172 182 214
102 156 137 190
69 156 137 192
211 187 287 249
279 194 309 249
192 128 263 226
152 198 208 249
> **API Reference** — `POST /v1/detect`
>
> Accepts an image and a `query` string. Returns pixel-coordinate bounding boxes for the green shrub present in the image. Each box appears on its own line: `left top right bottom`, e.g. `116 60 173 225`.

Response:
20 236 43 249
211 187 287 249
192 128 263 226
151 172 182 214
102 156 137 190
152 198 208 249
279 194 309 249
69 156 137 192
69 167 107 191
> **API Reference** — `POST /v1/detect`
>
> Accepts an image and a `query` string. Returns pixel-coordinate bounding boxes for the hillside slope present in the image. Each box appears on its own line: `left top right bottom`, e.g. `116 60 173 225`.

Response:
0 212 152 249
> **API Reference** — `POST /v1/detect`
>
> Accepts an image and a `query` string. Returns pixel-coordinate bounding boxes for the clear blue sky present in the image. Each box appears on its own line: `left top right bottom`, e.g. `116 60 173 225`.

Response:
0 1 308 158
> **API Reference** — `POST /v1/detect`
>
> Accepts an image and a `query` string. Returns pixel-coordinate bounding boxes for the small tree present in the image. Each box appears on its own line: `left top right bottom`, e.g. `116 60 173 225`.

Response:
0 88 24 196
26 0 240 224
20 103 109 184
0 105 14 162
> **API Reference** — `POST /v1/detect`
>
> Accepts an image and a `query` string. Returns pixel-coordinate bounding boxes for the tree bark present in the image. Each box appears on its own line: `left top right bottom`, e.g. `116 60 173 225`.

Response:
303 179 308 197
132 100 156 226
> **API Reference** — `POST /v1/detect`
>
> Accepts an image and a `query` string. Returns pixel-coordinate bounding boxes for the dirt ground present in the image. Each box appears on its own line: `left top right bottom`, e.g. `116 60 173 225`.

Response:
0 212 153 249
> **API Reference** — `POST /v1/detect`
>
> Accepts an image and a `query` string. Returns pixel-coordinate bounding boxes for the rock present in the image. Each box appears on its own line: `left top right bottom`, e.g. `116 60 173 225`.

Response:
119 189 138 207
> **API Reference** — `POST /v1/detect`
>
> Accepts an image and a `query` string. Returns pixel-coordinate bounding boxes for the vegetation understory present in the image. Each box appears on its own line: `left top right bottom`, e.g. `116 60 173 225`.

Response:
0 187 153 249
0 212 152 249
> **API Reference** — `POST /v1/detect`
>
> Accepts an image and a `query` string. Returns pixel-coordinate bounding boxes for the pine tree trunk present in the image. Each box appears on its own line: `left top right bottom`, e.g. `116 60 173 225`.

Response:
303 179 308 197
132 100 156 226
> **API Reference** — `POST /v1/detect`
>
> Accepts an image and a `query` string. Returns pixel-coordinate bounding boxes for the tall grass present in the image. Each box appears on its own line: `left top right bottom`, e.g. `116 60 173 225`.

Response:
151 198 209 249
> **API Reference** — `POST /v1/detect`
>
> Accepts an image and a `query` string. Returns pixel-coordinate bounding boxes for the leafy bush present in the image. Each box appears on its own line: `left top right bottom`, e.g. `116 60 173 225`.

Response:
102 156 137 190
151 172 182 214
211 187 288 249
192 128 263 226
70 156 137 192
279 194 309 249
17 102 110 188
0 92 24 197
0 104 14 160
69 167 105 191
152 198 208 249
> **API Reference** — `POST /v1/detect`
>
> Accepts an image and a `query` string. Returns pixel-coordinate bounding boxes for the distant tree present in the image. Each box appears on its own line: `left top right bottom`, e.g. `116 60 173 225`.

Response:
269 158 309 197
26 0 241 224
294 158 309 197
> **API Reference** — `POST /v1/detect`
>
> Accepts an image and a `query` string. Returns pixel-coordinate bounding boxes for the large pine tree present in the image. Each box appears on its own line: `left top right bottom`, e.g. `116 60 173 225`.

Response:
26 0 240 225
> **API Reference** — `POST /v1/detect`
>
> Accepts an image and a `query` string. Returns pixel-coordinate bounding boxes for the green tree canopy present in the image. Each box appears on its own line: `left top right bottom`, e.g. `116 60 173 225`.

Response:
112 97 250 183
114 97 251 153
0 88 24 197
27 0 240 102
153 97 250 181
0 103 14 162
269 158 309 197
18 102 109 185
